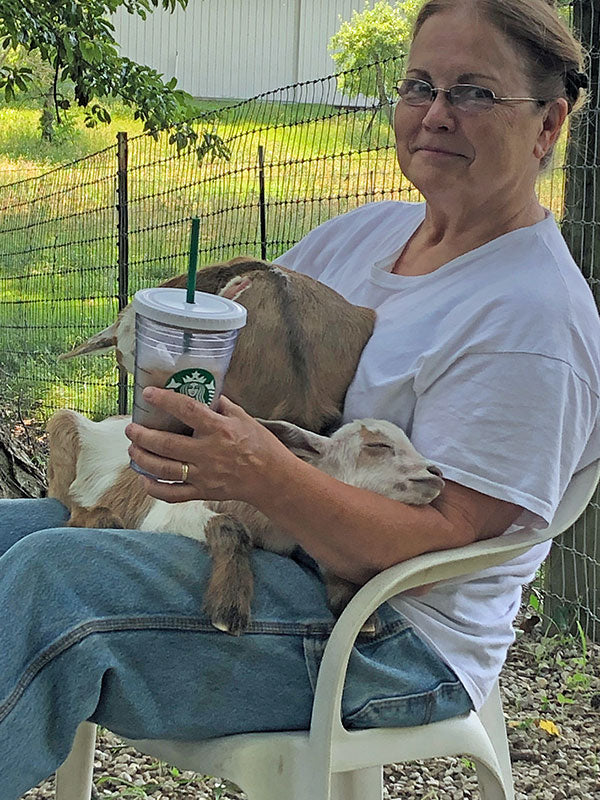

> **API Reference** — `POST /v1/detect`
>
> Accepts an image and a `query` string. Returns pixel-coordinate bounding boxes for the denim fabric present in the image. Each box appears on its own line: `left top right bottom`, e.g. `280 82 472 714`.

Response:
0 498 473 800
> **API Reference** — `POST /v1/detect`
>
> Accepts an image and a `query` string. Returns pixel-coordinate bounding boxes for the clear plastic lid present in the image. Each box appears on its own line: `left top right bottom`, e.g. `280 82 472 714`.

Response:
132 287 247 331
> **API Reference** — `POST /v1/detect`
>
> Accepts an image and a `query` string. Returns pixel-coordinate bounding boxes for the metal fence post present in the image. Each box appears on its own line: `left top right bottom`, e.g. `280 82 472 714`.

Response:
550 0 600 639
258 145 267 261
117 132 129 415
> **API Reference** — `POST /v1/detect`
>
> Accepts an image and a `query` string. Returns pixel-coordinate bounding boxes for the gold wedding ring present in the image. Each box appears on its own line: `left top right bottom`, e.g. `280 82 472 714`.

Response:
181 462 189 483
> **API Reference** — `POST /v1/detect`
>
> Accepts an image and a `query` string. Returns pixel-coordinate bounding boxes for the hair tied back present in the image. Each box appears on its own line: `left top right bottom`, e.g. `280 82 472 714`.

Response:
567 70 589 91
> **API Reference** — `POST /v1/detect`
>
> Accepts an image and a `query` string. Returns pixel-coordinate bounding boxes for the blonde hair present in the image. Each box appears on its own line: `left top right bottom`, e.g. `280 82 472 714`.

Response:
412 0 587 113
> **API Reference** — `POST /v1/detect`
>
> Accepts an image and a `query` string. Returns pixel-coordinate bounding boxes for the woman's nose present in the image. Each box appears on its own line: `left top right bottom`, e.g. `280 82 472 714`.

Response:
421 91 457 130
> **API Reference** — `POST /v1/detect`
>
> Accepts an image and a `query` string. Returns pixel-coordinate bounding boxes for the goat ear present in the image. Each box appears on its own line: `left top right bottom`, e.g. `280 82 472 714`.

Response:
220 275 253 302
258 419 328 460
59 321 119 360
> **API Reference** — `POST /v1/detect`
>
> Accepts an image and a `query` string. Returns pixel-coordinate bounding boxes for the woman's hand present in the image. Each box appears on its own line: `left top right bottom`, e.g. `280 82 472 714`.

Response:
125 387 291 504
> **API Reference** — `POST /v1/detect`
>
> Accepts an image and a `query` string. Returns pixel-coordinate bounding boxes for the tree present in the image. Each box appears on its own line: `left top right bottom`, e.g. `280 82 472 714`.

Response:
329 0 423 124
0 0 225 157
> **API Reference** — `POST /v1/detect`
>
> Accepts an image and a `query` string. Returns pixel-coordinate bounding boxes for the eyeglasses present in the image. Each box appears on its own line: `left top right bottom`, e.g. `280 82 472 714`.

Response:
395 78 546 114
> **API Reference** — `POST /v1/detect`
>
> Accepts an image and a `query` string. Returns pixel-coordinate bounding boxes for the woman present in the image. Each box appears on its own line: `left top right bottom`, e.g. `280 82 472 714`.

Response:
1 1 598 797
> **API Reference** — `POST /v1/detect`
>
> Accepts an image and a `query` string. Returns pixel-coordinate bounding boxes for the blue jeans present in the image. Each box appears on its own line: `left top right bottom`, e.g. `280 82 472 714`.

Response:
0 498 473 800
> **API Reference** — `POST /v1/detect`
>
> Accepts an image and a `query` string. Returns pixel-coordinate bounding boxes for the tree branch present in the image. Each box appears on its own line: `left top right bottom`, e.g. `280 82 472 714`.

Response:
53 57 61 126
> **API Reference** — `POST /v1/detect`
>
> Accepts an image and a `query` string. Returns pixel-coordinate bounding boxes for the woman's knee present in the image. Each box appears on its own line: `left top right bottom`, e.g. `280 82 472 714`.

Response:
5 526 90 575
1 527 139 631
0 497 70 555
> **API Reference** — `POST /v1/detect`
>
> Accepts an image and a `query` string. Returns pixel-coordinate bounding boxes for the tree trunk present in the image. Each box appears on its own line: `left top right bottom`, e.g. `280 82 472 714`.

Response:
0 425 46 499
374 62 394 128
40 85 55 142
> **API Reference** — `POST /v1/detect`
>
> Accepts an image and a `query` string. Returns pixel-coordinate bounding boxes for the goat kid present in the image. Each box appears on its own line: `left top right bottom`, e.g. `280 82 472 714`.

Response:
47 410 444 634
59 257 376 434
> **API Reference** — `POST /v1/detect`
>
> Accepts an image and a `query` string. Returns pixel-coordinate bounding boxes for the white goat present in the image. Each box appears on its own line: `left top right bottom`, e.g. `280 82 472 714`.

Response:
47 411 444 634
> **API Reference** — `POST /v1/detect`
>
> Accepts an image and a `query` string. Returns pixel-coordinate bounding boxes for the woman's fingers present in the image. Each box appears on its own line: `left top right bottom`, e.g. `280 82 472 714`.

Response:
125 389 285 504
125 392 248 476
126 423 197 462
141 387 225 432
128 443 192 484
141 477 201 504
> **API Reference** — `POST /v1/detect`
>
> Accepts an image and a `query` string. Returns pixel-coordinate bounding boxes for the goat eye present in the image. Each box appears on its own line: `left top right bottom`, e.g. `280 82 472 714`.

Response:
363 442 394 451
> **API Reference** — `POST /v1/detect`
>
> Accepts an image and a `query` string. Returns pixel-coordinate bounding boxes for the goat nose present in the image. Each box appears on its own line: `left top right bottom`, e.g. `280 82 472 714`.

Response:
427 465 443 478
409 471 445 490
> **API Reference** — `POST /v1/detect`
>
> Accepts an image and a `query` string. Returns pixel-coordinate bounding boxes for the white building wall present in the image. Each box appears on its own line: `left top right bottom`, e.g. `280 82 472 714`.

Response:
298 0 361 83
112 0 366 101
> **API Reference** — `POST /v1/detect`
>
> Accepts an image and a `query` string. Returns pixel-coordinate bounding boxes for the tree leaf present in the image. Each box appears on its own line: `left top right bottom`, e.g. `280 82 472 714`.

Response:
537 719 561 735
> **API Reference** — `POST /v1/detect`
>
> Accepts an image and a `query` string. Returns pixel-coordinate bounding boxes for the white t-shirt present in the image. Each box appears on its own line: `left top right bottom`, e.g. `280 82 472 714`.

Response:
274 200 600 709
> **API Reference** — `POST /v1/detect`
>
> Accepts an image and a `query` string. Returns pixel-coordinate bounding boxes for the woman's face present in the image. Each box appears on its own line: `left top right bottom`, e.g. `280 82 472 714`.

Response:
394 9 557 209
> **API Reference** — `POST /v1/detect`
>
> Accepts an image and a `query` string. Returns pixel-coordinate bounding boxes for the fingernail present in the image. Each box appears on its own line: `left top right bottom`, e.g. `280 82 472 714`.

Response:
143 387 156 400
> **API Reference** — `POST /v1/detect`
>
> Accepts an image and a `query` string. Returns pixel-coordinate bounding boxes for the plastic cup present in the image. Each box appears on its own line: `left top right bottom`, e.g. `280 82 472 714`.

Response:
130 287 247 479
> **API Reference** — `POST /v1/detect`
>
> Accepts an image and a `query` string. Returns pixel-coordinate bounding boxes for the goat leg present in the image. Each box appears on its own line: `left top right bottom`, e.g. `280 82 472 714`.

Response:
68 505 125 530
203 514 254 636
322 571 378 634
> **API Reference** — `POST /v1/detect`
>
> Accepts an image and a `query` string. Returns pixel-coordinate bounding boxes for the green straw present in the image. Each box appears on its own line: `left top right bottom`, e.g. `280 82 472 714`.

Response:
186 217 200 304
183 218 200 354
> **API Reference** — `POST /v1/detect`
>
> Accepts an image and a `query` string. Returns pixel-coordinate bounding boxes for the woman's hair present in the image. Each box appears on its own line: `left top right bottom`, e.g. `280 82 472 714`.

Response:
412 0 587 113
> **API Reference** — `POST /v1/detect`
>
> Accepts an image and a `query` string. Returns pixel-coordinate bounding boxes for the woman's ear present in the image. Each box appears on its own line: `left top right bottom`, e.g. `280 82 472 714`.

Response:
534 97 569 160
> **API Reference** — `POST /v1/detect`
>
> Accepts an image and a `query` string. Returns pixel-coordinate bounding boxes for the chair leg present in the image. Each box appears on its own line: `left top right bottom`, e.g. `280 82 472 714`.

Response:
330 765 383 800
478 682 515 800
474 761 511 800
55 721 97 800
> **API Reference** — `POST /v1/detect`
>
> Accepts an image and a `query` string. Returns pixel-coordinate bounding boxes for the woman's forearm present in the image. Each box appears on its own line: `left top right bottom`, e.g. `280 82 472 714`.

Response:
126 390 521 585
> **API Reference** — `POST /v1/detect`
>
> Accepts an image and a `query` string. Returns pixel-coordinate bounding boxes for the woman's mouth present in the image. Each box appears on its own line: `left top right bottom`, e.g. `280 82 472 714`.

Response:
417 146 463 157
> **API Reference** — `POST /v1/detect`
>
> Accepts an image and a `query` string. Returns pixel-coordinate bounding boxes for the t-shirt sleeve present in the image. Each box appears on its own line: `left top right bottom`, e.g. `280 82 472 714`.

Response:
409 351 599 527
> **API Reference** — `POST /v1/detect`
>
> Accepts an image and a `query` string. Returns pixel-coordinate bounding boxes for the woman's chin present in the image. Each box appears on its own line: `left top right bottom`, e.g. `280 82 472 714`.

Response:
400 155 468 192
406 168 467 199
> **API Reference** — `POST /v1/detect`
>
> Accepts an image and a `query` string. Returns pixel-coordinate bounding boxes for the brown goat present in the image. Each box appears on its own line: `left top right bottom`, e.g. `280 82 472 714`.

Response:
60 257 376 433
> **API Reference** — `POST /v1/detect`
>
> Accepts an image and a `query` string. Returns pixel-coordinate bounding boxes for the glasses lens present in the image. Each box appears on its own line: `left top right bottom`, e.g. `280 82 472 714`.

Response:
397 79 433 106
449 85 495 113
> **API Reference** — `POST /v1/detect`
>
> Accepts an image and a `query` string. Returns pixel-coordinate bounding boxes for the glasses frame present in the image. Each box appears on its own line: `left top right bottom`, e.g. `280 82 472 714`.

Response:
395 78 547 113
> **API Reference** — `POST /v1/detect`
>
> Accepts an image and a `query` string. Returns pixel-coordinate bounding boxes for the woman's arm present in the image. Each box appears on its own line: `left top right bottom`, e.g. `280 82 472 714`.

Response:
125 388 522 585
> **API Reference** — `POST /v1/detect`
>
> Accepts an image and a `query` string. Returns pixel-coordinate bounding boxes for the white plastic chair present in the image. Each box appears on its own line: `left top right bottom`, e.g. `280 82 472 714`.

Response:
55 460 600 800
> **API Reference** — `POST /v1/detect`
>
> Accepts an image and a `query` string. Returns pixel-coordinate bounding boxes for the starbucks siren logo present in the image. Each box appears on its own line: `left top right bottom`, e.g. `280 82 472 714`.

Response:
165 368 217 405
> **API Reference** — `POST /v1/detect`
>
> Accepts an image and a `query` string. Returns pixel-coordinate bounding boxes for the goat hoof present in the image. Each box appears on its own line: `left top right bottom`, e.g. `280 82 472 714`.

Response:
359 612 378 635
208 608 249 636
360 621 377 634
211 620 233 634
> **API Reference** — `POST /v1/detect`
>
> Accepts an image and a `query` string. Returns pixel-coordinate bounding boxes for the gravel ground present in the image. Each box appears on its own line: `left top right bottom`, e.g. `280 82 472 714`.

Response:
22 615 600 800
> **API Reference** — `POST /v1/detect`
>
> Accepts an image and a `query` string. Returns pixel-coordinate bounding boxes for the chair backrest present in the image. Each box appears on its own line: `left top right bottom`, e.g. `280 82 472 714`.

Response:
544 459 600 537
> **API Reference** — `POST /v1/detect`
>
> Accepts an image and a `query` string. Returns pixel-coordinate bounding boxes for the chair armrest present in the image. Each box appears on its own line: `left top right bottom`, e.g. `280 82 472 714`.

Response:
308 529 551 740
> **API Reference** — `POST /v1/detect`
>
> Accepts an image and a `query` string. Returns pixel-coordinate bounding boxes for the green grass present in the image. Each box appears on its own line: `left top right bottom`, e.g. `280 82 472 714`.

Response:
0 94 569 421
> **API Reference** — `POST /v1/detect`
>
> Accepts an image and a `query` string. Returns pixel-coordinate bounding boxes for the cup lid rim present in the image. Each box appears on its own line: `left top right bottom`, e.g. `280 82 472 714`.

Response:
132 287 247 331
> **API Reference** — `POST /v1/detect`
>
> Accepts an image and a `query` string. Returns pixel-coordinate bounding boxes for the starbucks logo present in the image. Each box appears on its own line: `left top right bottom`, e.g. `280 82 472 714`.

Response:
165 368 217 405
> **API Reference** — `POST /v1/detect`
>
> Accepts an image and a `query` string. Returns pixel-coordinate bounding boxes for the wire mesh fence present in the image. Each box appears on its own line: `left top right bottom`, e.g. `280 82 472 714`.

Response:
542 0 600 640
0 18 598 637
0 145 119 419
